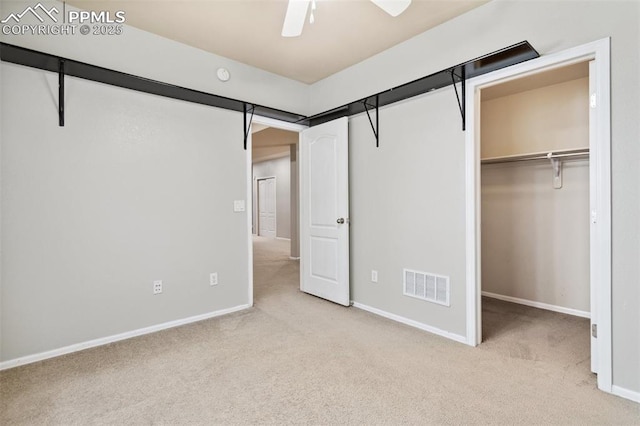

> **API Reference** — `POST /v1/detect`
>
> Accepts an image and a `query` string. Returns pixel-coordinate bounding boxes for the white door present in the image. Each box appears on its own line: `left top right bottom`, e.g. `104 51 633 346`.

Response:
300 117 350 306
258 178 276 239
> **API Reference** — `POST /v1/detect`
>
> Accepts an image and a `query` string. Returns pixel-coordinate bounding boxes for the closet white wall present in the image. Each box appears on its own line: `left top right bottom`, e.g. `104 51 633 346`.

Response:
480 67 590 315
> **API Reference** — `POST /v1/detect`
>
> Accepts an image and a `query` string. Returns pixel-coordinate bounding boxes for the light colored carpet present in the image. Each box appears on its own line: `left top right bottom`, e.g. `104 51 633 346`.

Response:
1 237 638 424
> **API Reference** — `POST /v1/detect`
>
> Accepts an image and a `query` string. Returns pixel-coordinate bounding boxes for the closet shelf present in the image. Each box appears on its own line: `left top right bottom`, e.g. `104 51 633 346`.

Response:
481 148 589 165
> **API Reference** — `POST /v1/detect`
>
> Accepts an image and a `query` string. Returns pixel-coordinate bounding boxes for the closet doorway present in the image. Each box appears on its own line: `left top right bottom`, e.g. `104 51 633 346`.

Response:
465 39 612 393
480 61 591 358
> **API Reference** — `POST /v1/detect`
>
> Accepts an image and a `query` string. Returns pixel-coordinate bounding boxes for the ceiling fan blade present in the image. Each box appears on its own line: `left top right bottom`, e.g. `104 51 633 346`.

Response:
370 0 411 17
282 0 311 37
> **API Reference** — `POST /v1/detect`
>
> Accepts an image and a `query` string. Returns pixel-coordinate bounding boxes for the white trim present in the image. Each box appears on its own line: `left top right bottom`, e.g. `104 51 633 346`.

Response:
252 115 308 133
289 256 300 260
352 302 467 344
0 304 251 371
276 237 291 241
482 291 590 319
591 40 612 393
465 79 482 346
611 386 640 404
588 59 598 374
246 128 254 306
465 38 612 393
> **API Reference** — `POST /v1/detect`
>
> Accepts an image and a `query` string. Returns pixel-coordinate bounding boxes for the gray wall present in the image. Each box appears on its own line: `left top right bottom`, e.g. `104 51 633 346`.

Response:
349 87 467 337
252 156 291 239
0 0 304 364
314 1 639 393
1 63 250 361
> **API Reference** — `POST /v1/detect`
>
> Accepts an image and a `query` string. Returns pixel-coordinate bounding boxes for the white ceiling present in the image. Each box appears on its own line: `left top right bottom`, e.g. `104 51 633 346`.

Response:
69 0 488 84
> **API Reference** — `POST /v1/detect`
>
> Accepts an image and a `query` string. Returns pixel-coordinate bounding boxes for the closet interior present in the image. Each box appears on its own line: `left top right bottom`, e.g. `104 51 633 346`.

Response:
480 61 591 327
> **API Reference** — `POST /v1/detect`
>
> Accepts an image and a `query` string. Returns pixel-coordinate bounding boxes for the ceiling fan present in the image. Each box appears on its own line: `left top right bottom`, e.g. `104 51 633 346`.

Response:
282 0 412 37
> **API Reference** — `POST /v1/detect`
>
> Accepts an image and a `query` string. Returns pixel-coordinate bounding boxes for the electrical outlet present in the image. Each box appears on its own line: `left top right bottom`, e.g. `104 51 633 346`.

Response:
371 270 378 283
153 280 162 295
209 272 218 286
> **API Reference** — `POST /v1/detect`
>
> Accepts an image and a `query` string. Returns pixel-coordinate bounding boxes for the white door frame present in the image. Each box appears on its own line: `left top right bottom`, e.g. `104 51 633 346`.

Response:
464 38 612 392
246 115 307 307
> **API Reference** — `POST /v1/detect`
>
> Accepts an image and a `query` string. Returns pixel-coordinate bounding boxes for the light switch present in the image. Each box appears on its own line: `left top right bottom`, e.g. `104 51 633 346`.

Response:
233 200 245 212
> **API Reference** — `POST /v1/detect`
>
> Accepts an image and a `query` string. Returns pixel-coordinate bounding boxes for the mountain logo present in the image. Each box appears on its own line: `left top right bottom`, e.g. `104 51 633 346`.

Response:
1 3 59 24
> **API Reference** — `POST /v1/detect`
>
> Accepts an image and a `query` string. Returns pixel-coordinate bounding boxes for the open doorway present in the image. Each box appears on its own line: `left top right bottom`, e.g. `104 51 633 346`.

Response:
465 39 612 393
247 117 306 307
251 125 299 249
247 116 350 308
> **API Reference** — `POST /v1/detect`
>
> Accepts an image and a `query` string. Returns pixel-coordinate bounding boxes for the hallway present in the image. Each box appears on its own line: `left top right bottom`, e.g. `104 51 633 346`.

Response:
252 236 299 304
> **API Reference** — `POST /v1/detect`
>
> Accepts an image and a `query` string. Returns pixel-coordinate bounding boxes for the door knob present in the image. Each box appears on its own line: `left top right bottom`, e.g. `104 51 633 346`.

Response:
336 218 345 224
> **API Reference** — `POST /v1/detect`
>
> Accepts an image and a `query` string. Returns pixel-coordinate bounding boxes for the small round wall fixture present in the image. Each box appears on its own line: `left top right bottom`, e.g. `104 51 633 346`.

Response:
217 67 230 82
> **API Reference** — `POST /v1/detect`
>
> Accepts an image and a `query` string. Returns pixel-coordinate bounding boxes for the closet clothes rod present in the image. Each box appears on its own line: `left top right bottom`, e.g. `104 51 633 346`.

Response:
481 148 590 165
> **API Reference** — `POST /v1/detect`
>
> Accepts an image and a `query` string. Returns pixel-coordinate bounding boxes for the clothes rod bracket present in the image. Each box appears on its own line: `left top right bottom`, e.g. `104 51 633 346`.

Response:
547 152 563 189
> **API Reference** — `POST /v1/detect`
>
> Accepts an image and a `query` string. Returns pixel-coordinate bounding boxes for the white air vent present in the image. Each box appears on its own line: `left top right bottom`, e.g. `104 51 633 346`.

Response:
403 269 450 306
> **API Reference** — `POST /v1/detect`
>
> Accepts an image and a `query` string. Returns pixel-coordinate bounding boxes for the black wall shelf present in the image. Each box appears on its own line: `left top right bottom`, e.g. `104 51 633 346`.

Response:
1 41 538 146
0 43 307 126
303 41 539 130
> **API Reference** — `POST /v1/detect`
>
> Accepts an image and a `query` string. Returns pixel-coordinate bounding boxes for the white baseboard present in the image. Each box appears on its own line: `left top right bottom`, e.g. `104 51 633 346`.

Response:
276 237 291 241
289 256 300 260
612 385 640 403
482 291 590 319
352 302 467 344
0 304 251 371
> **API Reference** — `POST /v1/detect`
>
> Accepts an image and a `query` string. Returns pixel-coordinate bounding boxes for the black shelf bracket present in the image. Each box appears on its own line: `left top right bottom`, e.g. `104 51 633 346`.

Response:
243 103 255 150
362 95 379 147
58 58 65 127
450 68 466 131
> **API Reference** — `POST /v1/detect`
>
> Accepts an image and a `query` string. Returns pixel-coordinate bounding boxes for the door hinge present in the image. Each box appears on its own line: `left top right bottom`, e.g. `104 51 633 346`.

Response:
591 210 597 224
590 93 597 108
592 324 598 338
